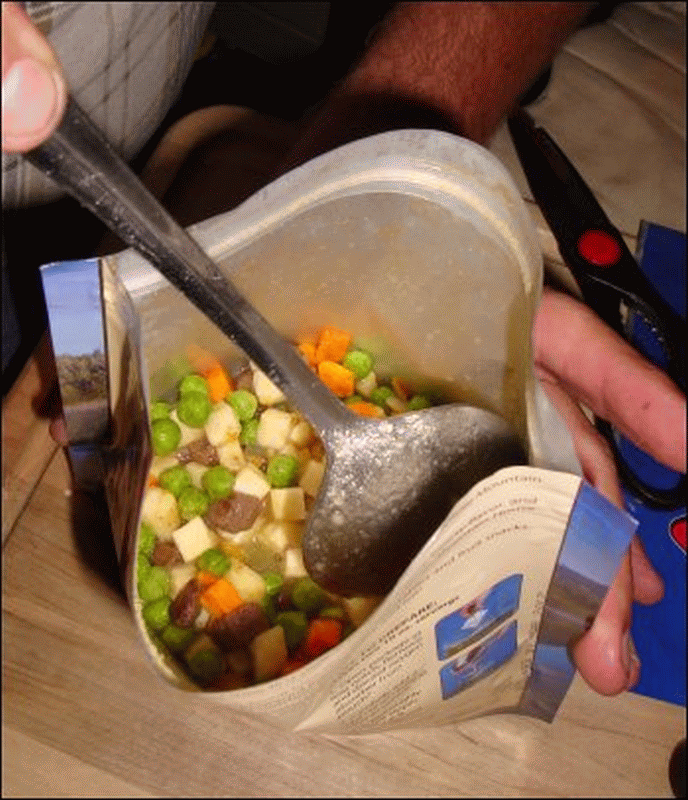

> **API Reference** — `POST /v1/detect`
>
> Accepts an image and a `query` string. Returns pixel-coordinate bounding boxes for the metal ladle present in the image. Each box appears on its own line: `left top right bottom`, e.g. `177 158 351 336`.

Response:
28 98 526 596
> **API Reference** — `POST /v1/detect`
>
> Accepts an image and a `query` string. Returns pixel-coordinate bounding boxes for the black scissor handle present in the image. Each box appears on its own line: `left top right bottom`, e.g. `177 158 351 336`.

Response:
509 109 686 508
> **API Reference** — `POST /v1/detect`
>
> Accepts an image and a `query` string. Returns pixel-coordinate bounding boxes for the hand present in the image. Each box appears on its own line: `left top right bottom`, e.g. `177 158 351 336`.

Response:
2 1 68 153
533 287 685 694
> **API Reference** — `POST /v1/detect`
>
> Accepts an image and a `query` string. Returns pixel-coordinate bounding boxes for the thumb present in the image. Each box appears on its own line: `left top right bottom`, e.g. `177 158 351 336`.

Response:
2 1 67 153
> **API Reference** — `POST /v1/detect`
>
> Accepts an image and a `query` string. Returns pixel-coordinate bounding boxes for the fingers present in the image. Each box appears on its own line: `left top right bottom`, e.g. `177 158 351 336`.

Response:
533 287 686 474
536 364 664 694
535 368 623 504
2 1 68 152
49 415 69 447
629 534 664 606
571 550 641 695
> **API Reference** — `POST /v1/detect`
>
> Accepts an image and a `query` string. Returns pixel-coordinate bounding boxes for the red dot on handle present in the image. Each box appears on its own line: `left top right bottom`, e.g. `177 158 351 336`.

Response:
577 229 622 267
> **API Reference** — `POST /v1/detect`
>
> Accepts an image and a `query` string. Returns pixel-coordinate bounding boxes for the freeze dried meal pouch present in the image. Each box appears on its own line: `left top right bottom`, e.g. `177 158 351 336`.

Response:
41 130 637 731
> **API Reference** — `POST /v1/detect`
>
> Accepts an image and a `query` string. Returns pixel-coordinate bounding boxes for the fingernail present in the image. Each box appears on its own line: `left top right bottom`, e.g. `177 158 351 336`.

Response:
2 58 64 148
622 629 640 684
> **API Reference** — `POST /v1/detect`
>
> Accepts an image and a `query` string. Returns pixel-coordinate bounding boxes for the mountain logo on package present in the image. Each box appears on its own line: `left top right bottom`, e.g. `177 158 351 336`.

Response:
669 516 686 554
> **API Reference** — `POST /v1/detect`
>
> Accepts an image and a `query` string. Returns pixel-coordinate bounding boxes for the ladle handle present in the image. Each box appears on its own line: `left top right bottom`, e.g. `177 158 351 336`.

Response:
27 97 350 433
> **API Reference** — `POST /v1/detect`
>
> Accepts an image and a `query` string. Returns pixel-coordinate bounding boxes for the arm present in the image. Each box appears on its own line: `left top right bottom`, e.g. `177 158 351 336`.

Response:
284 1 595 168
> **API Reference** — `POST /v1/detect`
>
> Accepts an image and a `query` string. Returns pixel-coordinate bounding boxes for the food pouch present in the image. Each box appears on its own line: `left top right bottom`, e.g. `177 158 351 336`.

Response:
41 130 637 732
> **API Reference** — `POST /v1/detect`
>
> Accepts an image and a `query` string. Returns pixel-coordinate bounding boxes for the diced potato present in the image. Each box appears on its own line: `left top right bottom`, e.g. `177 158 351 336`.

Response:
355 370 377 398
204 402 241 446
260 521 303 555
185 461 209 489
233 463 271 499
217 438 246 471
252 366 285 405
284 547 308 579
168 563 197 597
148 453 179 479
289 419 313 447
269 487 306 521
141 486 180 539
343 596 382 627
257 408 294 450
226 560 266 603
299 458 325 498
170 408 200 447
250 625 288 683
172 516 219 562
385 395 407 414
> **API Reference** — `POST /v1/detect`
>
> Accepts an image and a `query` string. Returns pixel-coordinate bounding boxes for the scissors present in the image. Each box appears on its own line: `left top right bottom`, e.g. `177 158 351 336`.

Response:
508 108 685 508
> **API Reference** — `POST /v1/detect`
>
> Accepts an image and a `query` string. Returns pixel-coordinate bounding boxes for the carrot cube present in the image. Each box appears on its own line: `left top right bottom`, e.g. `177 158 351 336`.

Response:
304 618 342 658
317 361 355 397
297 342 318 369
200 578 243 616
314 327 352 364
347 401 385 418
203 364 233 403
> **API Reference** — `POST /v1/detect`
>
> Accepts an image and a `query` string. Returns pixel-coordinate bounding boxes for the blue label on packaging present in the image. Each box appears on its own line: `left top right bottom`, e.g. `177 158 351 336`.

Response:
520 481 638 720
40 258 109 445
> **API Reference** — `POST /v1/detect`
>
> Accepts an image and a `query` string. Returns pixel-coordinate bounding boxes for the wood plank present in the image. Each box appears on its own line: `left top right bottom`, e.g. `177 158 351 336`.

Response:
1 727 155 799
2 331 60 544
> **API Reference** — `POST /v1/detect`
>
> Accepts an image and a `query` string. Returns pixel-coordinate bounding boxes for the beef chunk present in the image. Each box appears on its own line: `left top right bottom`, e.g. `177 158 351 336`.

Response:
150 540 184 567
206 603 270 651
169 578 203 628
176 437 219 466
230 361 254 391
204 493 263 532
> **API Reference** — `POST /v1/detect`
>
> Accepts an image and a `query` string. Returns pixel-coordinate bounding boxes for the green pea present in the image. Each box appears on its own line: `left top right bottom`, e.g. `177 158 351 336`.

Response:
138 521 157 557
240 418 259 446
177 486 210 521
319 606 346 621
263 571 283 597
142 597 171 631
342 349 373 379
275 610 308 652
137 552 152 583
176 391 212 428
227 389 258 421
138 565 170 602
150 400 172 421
407 394 431 411
370 386 394 407
151 417 181 456
260 594 277 625
187 648 225 683
158 464 192 498
266 454 299 488
161 624 196 653
291 576 326 616
179 374 209 397
201 465 235 501
195 547 229 576
345 394 363 406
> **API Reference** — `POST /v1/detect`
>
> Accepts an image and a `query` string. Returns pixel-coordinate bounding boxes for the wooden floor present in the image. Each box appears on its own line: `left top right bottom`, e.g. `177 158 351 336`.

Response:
2 313 685 799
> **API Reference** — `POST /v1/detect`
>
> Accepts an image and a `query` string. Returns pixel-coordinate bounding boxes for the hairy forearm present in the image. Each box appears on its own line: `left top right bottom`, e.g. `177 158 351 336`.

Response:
284 2 594 167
